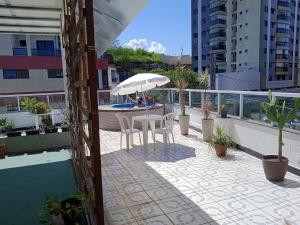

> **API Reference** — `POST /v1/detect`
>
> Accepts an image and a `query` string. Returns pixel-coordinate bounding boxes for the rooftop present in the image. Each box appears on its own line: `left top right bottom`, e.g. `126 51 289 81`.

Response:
101 124 300 225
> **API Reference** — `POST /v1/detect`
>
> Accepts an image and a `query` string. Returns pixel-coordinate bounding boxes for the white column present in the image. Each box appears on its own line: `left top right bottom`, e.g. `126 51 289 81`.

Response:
197 0 202 74
265 0 272 86
239 94 244 119
26 35 31 56
217 93 221 115
292 0 299 83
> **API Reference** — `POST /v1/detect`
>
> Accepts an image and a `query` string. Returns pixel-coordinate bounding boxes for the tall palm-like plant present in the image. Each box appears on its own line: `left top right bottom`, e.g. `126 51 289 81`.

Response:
261 91 300 160
176 78 188 116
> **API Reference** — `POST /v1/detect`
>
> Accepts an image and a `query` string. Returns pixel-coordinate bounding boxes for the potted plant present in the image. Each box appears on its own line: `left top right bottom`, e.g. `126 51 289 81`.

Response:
221 102 228 118
210 126 232 157
202 101 214 142
176 75 189 135
38 190 90 225
261 91 300 181
21 97 53 130
61 123 70 132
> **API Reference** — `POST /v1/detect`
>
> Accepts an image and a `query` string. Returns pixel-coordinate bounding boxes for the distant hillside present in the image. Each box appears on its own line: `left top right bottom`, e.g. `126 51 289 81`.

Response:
106 47 161 65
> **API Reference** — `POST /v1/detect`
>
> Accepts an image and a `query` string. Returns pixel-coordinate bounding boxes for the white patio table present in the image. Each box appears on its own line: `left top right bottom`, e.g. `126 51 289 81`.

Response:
132 114 163 150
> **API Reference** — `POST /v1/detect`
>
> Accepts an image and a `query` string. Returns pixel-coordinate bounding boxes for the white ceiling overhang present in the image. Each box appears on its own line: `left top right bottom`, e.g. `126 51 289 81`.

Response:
0 0 148 52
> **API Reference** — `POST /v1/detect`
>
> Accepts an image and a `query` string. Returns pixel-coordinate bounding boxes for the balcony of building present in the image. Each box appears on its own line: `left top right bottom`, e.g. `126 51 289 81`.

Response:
31 49 62 57
12 48 28 56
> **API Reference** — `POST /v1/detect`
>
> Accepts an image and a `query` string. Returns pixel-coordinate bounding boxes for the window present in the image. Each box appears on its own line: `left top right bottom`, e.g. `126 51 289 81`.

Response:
3 70 29 79
36 40 54 50
48 69 63 78
19 40 26 47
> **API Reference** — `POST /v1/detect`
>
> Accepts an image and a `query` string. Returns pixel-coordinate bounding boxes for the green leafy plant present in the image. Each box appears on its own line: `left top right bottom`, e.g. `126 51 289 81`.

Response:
38 190 91 225
21 97 38 113
21 98 52 127
0 118 14 133
175 66 189 116
261 91 300 160
0 118 7 133
210 127 233 148
221 103 227 111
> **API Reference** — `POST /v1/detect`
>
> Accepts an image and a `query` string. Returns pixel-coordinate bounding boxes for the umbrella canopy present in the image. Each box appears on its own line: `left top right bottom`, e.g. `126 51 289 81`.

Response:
111 73 170 95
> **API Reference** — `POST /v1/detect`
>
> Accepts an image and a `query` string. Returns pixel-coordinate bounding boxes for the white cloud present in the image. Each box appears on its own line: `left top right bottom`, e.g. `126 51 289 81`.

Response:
123 38 167 54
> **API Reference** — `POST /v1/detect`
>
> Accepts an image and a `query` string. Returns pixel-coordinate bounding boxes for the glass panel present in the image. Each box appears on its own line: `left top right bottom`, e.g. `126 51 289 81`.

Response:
49 94 65 109
191 91 202 108
0 97 18 113
221 94 240 116
203 93 218 112
98 92 110 105
19 95 48 111
243 95 269 123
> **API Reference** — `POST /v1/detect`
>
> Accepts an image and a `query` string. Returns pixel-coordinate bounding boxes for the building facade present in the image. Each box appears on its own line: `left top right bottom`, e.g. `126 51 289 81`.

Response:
192 0 300 89
0 34 118 95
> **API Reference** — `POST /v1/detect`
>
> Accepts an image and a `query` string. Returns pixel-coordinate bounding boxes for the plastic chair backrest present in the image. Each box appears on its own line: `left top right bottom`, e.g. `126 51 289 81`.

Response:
163 113 175 131
115 113 131 132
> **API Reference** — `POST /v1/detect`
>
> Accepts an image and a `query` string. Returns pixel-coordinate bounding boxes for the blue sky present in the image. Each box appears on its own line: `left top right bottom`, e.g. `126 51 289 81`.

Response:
118 0 191 56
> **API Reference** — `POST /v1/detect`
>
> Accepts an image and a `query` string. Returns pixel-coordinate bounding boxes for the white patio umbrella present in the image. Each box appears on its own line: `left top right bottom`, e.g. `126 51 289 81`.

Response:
111 73 170 96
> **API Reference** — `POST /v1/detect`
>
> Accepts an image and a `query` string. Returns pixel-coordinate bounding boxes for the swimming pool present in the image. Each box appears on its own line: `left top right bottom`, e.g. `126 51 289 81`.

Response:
111 103 135 108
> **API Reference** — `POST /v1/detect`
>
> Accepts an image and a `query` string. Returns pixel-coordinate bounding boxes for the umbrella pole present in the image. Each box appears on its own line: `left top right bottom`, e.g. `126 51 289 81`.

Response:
141 86 149 116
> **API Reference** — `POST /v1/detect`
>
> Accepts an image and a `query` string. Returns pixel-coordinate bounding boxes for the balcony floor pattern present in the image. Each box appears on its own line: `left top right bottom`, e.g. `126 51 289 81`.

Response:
101 124 300 225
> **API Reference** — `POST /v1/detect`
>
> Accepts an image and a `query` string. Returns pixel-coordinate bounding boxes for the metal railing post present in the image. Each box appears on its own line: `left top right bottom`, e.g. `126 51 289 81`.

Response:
239 94 244 119
189 91 192 107
171 90 174 103
201 92 204 108
17 96 21 111
217 92 221 115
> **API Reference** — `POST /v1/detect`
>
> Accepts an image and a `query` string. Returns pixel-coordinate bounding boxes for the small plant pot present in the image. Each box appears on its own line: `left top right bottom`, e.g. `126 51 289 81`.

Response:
221 110 228 118
45 128 58 134
26 130 40 135
215 144 227 157
262 155 288 181
62 127 70 132
179 115 190 135
202 118 214 142
0 143 5 159
7 131 22 137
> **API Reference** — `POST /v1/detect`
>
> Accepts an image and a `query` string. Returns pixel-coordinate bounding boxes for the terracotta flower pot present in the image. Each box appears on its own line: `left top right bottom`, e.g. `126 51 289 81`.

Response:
262 155 288 181
215 144 227 157
179 115 190 135
202 118 214 142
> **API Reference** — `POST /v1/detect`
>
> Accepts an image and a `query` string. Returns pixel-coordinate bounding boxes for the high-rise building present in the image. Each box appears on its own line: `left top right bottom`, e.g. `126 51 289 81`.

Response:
192 0 300 89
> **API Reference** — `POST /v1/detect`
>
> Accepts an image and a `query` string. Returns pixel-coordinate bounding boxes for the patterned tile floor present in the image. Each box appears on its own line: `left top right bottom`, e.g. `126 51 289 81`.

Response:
100 124 300 225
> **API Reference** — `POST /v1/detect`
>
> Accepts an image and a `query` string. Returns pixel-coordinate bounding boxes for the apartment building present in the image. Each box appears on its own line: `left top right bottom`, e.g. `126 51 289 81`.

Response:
0 34 118 95
192 0 300 89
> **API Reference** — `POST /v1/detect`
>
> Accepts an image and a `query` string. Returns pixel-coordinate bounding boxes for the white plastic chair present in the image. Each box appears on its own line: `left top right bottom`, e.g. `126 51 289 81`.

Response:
154 113 175 147
116 113 141 150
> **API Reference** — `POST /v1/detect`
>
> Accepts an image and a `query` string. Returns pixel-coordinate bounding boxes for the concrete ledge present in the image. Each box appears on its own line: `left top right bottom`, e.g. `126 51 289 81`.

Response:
3 131 71 155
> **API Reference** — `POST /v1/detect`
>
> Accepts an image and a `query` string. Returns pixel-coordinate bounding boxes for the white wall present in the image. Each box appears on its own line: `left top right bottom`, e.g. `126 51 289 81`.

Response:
216 71 260 90
266 80 295 89
173 105 300 170
0 34 13 55
0 69 64 94
0 109 66 128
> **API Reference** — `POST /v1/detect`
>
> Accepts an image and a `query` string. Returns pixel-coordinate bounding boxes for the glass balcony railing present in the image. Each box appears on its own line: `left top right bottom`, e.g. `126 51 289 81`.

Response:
277 15 290 21
209 19 226 26
1 90 299 131
31 49 62 57
209 31 226 39
276 28 290 34
276 41 289 47
12 48 28 56
278 1 290 7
